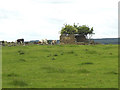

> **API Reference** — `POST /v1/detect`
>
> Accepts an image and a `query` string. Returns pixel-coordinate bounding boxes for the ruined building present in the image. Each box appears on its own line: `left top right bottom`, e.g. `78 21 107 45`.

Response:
60 34 88 44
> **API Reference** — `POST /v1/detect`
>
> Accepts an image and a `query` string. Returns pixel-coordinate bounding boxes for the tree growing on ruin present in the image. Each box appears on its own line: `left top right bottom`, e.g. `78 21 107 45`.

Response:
60 23 94 41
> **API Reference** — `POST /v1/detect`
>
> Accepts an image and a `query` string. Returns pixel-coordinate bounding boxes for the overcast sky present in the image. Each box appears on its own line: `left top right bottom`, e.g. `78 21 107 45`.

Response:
0 0 119 41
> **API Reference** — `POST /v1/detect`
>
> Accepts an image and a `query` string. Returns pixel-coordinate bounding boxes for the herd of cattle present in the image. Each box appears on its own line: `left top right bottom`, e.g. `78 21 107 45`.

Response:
0 39 58 46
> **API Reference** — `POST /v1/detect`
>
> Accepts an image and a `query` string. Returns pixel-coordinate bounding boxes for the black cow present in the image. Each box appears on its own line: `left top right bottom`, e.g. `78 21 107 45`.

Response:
17 39 24 44
0 41 5 46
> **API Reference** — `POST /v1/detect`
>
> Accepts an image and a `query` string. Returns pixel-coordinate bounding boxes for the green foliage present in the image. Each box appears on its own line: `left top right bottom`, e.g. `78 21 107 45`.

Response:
76 25 93 36
61 24 78 34
60 23 94 37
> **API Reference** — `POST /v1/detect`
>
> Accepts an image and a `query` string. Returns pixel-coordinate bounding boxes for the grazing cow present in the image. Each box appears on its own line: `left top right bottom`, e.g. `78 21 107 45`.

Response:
38 41 42 44
39 39 48 45
17 39 24 44
0 41 5 46
89 40 95 45
0 41 4 46
39 39 44 45
44 39 48 45
0 41 2 45
10 41 16 46
51 40 57 45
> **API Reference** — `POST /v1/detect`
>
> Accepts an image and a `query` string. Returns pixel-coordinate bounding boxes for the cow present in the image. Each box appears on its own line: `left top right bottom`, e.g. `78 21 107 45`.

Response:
51 40 57 45
89 40 95 45
10 41 16 46
39 39 48 45
17 39 24 45
44 39 48 45
0 41 2 45
0 41 5 46
0 41 3 46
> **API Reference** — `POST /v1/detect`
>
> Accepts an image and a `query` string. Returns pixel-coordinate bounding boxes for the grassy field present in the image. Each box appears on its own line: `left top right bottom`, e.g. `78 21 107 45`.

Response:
2 44 118 88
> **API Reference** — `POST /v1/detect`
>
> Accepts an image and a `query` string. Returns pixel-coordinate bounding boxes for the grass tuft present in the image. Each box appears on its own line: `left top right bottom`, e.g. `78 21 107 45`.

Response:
7 73 18 77
109 53 113 55
47 54 51 57
51 57 56 60
77 69 90 73
81 62 94 65
68 50 74 54
18 50 24 55
60 52 64 55
54 54 58 56
85 49 88 51
19 59 26 62
42 66 65 73
105 71 118 75
85 50 97 54
75 54 78 56
10 79 28 87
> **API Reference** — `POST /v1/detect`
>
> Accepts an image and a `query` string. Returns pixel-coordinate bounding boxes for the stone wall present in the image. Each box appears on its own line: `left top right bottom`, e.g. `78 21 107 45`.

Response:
60 34 88 44
60 34 76 44
75 35 87 42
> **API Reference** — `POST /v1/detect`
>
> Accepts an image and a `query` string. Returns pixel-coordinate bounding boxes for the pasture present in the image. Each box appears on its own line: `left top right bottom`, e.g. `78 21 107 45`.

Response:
2 44 118 88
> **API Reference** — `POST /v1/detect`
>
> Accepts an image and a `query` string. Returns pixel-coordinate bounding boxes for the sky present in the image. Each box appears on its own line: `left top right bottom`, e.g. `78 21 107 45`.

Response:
0 0 119 41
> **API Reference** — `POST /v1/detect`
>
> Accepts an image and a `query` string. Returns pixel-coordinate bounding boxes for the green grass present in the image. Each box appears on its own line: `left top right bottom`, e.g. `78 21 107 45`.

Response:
2 44 118 88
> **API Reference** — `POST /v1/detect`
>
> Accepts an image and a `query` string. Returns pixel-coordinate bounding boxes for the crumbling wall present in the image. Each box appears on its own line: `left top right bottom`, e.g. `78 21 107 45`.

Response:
60 34 76 44
75 35 87 42
60 34 88 44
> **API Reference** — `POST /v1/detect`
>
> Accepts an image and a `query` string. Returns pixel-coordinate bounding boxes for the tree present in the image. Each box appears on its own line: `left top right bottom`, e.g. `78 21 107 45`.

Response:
61 24 78 34
60 23 94 42
88 27 94 43
61 23 94 36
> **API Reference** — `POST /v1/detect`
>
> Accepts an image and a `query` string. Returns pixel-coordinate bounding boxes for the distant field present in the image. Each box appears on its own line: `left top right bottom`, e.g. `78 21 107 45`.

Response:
2 44 118 88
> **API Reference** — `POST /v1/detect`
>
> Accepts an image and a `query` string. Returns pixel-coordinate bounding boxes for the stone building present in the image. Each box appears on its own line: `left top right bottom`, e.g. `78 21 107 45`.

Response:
60 34 88 44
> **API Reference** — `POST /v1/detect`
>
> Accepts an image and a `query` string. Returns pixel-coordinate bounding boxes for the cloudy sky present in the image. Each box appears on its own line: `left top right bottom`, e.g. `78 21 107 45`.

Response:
0 0 119 41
